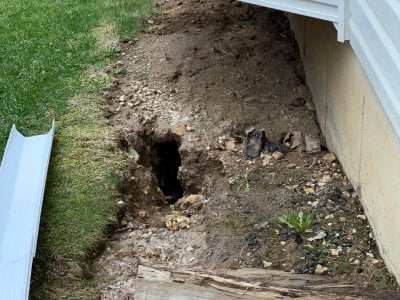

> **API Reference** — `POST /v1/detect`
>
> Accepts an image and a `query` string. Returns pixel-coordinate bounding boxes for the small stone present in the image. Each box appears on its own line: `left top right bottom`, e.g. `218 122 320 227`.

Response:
352 259 361 265
172 124 186 136
304 187 315 195
147 19 154 24
116 200 125 207
283 131 304 151
370 258 384 268
225 139 237 151
119 95 126 102
325 214 334 220
366 252 374 258
342 191 351 198
186 246 194 252
357 214 367 221
128 102 134 108
272 151 284 160
307 231 327 241
262 261 273 268
138 210 147 218
315 264 329 275
121 219 127 226
339 217 347 222
280 241 287 246
287 163 297 169
330 249 340 256
175 194 204 209
323 153 337 163
320 175 332 183
305 135 321 153
245 129 265 158
261 154 272 166
165 215 191 231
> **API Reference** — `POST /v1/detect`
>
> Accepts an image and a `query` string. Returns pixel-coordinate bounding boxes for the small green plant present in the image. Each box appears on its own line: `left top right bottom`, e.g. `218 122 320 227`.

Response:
236 167 251 192
279 211 314 234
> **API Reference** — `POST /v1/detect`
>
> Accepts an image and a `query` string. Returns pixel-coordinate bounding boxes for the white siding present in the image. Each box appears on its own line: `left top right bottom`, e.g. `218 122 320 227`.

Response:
239 0 347 41
349 0 400 139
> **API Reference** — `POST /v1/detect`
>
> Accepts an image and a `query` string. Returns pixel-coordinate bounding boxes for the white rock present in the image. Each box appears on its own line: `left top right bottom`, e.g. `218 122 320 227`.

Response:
320 175 332 183
330 249 340 256
315 264 329 275
357 214 367 221
262 261 273 268
307 231 327 242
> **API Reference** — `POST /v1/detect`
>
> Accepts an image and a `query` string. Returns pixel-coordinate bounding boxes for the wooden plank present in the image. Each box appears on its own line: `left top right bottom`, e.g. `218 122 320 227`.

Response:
136 264 355 299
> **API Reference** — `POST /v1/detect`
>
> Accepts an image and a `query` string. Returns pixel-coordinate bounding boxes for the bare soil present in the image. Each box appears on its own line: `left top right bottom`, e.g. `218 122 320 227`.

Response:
93 0 399 298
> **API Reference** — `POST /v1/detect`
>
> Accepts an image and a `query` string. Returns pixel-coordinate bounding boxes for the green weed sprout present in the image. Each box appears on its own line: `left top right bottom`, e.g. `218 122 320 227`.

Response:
279 211 313 234
236 167 251 192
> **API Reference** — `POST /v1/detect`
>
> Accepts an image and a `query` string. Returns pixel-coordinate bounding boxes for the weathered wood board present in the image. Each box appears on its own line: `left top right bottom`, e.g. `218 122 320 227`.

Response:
101 264 400 299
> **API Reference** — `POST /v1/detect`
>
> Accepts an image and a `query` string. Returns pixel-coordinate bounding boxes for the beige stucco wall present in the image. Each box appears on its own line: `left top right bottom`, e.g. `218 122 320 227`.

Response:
288 14 400 281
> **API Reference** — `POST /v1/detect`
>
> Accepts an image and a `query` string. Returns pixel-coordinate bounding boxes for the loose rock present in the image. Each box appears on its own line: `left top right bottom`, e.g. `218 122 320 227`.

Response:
245 128 265 159
172 124 186 136
262 261 273 268
315 264 329 275
272 151 284 160
283 131 304 151
305 135 321 153
165 215 191 231
323 153 337 163
357 214 367 221
307 231 327 241
175 194 204 209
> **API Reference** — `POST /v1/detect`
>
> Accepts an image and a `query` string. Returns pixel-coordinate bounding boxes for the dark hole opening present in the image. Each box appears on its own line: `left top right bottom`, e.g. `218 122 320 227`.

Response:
151 141 183 203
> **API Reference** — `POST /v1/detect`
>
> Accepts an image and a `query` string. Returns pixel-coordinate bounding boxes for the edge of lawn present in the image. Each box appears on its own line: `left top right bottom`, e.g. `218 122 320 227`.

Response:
30 7 154 300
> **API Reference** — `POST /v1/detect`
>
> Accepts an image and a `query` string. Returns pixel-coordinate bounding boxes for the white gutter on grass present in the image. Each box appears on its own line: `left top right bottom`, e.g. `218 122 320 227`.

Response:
0 121 55 299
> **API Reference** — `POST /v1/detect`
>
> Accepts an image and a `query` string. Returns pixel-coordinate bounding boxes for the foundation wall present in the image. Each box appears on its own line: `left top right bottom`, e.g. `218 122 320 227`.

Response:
289 14 400 281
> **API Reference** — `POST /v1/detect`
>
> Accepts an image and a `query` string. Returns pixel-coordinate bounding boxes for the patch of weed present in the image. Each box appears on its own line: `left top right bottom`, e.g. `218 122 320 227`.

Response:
236 167 251 192
279 211 314 234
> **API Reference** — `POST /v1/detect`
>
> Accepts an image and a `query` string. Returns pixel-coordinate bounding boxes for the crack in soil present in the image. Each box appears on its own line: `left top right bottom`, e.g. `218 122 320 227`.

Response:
93 0 398 298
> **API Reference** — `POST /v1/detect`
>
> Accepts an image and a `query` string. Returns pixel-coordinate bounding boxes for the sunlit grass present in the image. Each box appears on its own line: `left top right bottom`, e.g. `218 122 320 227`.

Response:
0 0 153 150
0 0 154 298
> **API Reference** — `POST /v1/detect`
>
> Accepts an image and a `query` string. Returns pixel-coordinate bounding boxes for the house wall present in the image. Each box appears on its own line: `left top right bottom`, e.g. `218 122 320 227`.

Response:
288 14 400 281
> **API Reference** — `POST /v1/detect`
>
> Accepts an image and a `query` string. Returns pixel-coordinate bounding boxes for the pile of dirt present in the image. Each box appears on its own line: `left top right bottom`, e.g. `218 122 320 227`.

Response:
93 0 398 298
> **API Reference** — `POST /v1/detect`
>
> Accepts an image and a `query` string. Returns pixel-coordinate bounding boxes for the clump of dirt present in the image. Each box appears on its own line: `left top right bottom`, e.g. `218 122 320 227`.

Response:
93 0 398 297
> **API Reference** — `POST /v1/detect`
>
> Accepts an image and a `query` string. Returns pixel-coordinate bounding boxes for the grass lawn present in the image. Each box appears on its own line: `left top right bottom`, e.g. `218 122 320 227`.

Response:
0 0 153 298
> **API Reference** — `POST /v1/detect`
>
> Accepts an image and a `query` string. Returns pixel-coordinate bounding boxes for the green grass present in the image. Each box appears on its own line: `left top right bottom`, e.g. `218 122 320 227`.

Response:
0 0 154 297
0 0 153 150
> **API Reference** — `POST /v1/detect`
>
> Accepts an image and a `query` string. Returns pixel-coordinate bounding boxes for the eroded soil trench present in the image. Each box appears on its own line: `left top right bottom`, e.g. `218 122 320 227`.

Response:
94 0 398 297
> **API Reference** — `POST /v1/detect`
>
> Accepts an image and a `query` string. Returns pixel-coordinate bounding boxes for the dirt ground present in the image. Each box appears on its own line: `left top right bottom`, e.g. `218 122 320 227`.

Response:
93 0 398 298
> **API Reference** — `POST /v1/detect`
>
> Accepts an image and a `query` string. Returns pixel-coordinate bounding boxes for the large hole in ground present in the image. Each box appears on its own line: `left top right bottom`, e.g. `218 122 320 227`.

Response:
151 140 184 203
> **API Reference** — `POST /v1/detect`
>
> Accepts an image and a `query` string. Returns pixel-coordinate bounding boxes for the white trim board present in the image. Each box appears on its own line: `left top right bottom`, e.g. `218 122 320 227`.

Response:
239 0 348 41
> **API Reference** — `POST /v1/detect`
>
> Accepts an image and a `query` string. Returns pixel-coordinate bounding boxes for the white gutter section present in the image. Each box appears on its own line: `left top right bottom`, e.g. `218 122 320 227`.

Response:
0 121 55 300
239 0 348 41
